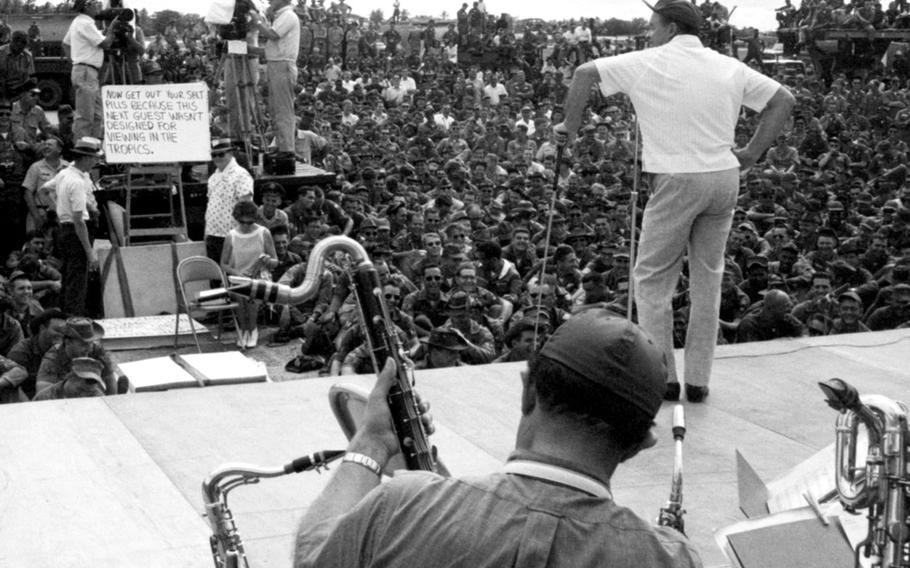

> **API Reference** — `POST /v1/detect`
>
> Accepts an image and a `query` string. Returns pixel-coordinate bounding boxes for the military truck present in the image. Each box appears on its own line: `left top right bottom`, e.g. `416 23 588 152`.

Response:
7 12 75 108
781 27 910 84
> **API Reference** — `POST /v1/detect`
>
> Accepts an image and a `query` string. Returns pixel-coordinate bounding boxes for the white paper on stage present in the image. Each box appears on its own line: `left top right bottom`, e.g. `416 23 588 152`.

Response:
178 352 269 386
101 83 210 164
117 356 201 392
118 352 269 392
765 443 837 513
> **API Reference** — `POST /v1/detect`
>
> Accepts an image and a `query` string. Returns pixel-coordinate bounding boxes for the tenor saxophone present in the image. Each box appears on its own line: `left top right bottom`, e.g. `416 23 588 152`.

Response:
202 450 344 568
819 378 910 568
212 235 439 472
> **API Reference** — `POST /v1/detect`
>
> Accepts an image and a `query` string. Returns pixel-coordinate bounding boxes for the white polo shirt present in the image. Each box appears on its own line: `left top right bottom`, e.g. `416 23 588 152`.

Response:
264 5 300 62
56 165 92 224
594 35 781 174
63 13 105 68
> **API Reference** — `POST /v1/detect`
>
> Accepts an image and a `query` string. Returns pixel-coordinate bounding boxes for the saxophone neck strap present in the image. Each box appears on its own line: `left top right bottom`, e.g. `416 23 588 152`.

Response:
504 459 613 499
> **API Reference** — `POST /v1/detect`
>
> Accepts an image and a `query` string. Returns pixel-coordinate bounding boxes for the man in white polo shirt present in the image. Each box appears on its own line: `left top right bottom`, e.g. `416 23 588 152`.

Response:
63 0 116 139
251 0 299 155
56 136 103 316
555 0 794 403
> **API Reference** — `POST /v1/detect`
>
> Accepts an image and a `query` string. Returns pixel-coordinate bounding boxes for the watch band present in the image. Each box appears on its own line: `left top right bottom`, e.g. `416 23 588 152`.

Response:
343 452 382 476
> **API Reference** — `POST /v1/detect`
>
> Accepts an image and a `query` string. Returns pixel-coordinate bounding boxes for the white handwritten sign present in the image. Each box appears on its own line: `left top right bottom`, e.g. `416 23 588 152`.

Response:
102 83 211 163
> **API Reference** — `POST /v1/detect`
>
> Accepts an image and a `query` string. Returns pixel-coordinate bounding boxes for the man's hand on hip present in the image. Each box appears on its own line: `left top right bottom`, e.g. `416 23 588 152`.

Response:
732 147 760 171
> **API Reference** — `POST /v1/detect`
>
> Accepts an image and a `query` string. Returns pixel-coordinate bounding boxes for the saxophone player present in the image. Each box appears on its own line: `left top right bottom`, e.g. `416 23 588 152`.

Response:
294 309 701 567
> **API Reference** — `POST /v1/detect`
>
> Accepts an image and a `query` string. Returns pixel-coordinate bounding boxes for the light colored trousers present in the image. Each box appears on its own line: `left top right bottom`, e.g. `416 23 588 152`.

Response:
634 169 739 388
71 64 103 139
267 60 297 153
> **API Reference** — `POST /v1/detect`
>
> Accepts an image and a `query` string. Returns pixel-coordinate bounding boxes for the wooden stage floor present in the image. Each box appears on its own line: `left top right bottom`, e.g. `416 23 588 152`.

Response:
2 329 909 567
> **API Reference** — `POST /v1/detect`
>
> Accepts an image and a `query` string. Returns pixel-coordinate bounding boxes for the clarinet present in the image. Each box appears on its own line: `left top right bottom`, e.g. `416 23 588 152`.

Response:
210 235 439 473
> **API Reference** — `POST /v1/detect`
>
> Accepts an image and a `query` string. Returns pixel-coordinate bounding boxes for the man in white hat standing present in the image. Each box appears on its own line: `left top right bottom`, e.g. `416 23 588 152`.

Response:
56 136 103 317
555 0 795 402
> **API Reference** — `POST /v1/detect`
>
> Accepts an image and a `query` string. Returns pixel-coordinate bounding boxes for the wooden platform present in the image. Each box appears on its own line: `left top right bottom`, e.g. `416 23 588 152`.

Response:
3 329 909 567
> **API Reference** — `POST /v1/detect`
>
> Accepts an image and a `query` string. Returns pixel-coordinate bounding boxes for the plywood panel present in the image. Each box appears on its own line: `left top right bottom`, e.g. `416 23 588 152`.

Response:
99 241 206 318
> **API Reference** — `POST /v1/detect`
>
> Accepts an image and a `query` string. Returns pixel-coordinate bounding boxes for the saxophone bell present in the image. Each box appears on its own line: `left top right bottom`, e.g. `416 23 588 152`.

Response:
819 378 910 568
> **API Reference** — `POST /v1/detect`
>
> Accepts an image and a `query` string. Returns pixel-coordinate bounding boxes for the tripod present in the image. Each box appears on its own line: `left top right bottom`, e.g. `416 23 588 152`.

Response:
213 50 266 170
101 48 137 86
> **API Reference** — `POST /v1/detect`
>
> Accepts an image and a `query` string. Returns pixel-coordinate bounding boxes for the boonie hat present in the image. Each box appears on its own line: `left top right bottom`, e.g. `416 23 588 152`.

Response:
62 317 105 342
421 328 469 351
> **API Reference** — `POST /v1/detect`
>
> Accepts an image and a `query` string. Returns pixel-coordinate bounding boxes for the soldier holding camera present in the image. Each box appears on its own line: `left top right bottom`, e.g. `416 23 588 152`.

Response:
63 0 118 139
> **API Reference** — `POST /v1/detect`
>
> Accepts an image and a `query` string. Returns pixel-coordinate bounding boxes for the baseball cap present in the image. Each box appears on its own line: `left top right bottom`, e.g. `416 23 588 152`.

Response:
538 309 667 427
71 357 104 385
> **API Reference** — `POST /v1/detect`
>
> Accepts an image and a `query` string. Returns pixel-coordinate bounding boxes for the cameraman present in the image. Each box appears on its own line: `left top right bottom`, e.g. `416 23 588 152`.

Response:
63 0 117 139
251 0 300 156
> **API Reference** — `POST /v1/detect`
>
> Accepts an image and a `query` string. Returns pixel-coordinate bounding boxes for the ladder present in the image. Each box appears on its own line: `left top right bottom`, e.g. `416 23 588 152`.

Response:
123 164 188 245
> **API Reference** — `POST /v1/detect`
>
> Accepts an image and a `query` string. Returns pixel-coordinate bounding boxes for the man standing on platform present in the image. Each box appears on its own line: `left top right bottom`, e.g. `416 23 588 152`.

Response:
252 0 300 157
56 136 103 317
63 0 117 140
555 0 794 402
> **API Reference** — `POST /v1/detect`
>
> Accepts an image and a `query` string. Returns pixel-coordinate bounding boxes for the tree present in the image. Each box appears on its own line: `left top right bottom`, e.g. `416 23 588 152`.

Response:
137 8 150 34
369 9 384 26
440 11 448 20
149 9 181 36
399 8 409 22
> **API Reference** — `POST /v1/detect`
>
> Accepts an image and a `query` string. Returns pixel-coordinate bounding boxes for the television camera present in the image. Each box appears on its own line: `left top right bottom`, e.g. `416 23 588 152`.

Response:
94 0 135 51
217 0 258 41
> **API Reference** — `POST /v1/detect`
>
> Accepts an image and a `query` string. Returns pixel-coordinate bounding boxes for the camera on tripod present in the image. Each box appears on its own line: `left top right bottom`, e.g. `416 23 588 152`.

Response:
217 0 257 41
95 0 135 50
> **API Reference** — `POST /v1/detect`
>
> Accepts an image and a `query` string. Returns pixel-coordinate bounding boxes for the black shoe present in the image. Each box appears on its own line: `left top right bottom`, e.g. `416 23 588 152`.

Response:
664 382 681 401
685 384 710 403
284 354 325 373
268 330 291 346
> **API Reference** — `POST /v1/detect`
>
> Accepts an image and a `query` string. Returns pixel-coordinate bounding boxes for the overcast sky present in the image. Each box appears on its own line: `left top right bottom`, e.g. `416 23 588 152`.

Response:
54 0 783 31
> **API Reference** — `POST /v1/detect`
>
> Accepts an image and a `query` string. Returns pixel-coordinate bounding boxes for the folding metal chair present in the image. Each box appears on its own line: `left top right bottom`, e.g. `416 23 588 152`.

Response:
174 256 240 353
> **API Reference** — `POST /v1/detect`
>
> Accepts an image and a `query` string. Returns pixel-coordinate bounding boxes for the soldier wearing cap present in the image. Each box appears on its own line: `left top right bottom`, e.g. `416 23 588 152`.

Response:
867 283 910 331
35 317 115 398
296 310 700 566
555 0 793 402
829 290 870 335
439 290 496 365
11 86 50 147
413 327 469 369
33 355 105 401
